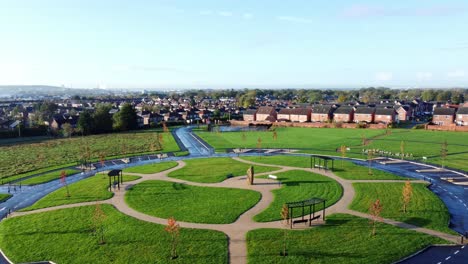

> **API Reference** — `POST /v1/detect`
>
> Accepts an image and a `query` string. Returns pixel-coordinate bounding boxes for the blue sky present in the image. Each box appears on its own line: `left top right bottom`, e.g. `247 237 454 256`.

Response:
0 0 467 89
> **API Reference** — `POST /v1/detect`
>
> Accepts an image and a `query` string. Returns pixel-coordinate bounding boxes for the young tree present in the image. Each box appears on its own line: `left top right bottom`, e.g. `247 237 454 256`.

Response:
280 204 289 257
165 217 180 259
400 141 405 160
60 170 70 197
369 199 383 236
92 203 107 245
367 150 374 175
257 137 262 149
162 121 169 133
272 130 278 141
340 145 347 167
402 180 413 213
440 140 448 168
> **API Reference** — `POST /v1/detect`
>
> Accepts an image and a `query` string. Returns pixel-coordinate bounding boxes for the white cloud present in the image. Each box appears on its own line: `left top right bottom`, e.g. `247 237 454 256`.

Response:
416 72 433 81
375 72 393 81
447 70 466 78
243 13 253 19
218 11 233 17
277 16 313 24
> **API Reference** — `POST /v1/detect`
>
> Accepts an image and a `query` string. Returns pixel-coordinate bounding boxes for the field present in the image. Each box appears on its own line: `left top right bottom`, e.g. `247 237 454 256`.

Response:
350 183 455 234
123 161 179 174
0 205 228 264
168 157 279 183
254 170 343 222
0 130 180 182
365 129 468 171
196 127 383 155
126 180 261 224
197 127 468 171
18 169 80 185
247 213 448 264
21 174 140 211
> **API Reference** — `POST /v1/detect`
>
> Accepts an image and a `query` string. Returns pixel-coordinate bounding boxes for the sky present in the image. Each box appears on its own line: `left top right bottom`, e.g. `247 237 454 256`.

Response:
0 0 467 89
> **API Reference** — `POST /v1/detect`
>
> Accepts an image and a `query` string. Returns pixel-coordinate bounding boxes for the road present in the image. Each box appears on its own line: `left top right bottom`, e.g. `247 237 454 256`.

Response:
0 127 467 263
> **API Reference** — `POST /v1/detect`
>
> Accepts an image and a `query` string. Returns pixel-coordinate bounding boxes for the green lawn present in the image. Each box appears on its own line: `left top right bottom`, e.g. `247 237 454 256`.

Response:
0 205 227 264
126 180 261 224
254 170 343 222
333 160 409 180
21 174 141 211
241 155 311 168
196 127 383 155
247 213 449 264
168 157 279 183
197 127 468 171
123 161 179 174
0 130 180 182
363 129 468 171
0 194 12 203
19 169 80 185
350 183 455 234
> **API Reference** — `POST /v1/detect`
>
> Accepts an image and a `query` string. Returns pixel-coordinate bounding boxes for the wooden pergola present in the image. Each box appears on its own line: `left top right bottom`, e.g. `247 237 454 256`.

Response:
108 169 123 191
310 155 334 170
286 197 326 228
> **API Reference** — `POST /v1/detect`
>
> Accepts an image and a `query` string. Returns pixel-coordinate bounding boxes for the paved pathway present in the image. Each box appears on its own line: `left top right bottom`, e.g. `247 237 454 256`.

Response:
9 158 464 264
2 127 467 263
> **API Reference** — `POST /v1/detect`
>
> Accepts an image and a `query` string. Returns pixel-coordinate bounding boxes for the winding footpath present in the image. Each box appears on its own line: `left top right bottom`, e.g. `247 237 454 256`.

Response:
9 158 463 264
1 127 467 264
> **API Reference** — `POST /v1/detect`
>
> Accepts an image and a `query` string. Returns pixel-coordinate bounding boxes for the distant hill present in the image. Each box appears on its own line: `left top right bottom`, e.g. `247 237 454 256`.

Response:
0 85 114 97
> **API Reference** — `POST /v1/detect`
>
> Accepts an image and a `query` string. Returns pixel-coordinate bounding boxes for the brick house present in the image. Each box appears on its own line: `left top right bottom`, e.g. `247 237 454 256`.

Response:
396 105 413 122
432 107 456 125
255 106 277 122
374 108 396 124
277 108 292 122
277 108 311 122
456 107 468 126
290 108 311 122
311 105 334 122
333 106 354 123
243 109 257 121
354 107 375 123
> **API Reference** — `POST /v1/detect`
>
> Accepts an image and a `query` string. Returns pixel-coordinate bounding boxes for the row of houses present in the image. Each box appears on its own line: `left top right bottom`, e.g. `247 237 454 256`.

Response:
244 103 468 125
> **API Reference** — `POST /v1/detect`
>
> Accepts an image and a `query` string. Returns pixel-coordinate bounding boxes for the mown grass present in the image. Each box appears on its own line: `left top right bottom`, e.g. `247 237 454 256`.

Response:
247 213 449 264
0 205 227 264
126 180 261 224
123 161 179 174
0 131 179 181
350 183 455 234
197 127 468 171
19 169 80 185
196 127 383 155
241 155 311 168
168 157 279 183
0 194 12 203
254 170 342 222
333 160 409 180
21 174 140 211
365 129 468 171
